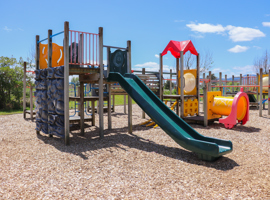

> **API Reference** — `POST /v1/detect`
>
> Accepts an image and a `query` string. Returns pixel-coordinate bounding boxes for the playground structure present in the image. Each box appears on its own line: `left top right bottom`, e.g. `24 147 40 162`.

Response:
205 69 270 118
158 40 249 129
29 21 235 161
25 21 270 161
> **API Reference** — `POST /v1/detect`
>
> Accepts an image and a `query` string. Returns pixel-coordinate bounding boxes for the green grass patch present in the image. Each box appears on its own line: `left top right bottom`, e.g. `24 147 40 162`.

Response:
0 107 29 115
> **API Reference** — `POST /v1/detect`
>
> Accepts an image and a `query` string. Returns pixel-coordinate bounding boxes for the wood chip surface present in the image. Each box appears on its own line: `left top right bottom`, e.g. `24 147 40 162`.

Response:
0 104 270 199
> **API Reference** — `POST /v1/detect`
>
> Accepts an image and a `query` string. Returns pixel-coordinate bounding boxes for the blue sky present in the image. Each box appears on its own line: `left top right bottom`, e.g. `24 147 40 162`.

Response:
1 0 270 78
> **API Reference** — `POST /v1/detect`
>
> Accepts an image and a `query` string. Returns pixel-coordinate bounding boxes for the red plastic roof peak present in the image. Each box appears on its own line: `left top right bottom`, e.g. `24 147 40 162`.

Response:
161 40 198 58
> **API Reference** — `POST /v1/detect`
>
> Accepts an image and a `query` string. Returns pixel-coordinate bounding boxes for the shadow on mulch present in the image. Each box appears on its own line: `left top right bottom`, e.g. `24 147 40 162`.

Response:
191 122 261 133
37 124 239 171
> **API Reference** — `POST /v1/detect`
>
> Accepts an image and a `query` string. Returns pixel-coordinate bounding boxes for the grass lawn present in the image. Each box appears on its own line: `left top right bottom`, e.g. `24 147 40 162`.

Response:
0 108 28 115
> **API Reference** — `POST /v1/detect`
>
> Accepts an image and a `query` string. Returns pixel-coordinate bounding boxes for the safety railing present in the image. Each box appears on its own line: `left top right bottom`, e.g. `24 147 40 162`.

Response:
69 30 99 66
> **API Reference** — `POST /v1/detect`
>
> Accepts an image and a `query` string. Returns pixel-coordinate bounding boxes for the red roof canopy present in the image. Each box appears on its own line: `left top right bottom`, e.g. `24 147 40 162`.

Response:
161 40 198 58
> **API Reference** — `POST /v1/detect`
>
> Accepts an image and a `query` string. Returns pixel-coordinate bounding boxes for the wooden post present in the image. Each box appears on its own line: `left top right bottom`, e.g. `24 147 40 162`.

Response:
256 73 259 103
247 74 249 93
232 75 234 94
48 29 53 138
142 68 145 118
208 71 211 91
160 53 163 100
23 62 26 119
203 85 208 127
30 85 33 121
86 84 90 110
107 47 112 129
77 86 81 116
35 35 40 135
259 68 263 117
64 21 70 145
48 30 52 68
169 69 172 104
91 100 95 126
98 27 104 138
124 95 126 114
268 70 270 115
202 73 205 112
80 82 84 135
224 74 227 96
127 40 132 134
219 72 222 93
176 57 180 116
180 51 184 118
113 95 115 112
196 54 200 115
240 74 243 89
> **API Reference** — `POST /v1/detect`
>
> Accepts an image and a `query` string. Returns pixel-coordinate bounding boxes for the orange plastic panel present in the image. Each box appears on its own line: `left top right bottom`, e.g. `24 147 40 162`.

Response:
39 43 64 69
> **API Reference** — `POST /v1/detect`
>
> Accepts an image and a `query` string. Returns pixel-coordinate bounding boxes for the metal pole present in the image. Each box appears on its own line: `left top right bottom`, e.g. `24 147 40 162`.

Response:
35 35 40 135
30 85 33 121
98 27 104 138
64 21 70 145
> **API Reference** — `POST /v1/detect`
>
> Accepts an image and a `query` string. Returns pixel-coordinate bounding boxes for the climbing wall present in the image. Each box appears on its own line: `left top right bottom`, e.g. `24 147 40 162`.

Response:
35 66 65 137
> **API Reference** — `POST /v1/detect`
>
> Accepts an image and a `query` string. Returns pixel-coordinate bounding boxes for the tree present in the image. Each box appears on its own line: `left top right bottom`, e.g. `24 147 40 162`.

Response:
183 50 214 73
71 76 79 86
253 50 270 74
0 56 24 109
164 80 175 90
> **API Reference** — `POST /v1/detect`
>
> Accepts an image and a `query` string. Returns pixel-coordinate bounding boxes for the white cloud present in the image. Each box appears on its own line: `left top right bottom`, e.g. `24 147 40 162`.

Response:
225 25 265 42
186 23 265 42
155 54 159 58
189 34 204 39
253 46 261 50
228 45 249 53
262 22 270 27
3 26 12 32
232 65 255 75
186 23 226 33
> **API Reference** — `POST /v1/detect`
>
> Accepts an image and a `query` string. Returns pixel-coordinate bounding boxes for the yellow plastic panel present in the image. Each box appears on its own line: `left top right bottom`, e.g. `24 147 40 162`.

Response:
184 98 198 117
207 91 222 120
39 43 64 69
178 69 197 95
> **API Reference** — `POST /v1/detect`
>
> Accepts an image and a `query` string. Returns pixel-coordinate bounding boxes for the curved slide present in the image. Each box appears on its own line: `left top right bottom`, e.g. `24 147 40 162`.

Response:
108 73 232 161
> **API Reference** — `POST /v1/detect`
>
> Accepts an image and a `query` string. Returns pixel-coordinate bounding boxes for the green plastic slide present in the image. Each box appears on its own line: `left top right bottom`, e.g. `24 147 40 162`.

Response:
108 73 233 161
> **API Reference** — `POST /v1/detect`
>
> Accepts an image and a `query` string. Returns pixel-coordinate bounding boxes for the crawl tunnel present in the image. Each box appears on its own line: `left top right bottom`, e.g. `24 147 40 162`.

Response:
208 88 249 129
